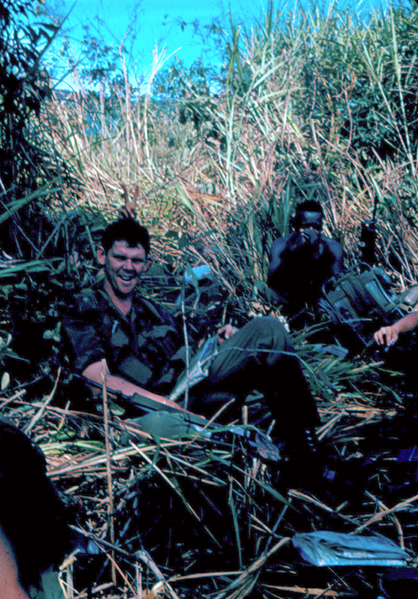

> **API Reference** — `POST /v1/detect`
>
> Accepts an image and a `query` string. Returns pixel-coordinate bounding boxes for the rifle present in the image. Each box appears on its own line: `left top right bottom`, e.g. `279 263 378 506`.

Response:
74 373 281 461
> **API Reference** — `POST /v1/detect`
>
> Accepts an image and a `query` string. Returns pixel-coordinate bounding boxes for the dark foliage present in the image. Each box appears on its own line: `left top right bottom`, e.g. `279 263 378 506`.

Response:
0 0 74 258
0 0 52 187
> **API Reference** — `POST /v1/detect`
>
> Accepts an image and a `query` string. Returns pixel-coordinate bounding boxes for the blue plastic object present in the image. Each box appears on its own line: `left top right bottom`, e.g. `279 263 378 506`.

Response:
292 531 408 567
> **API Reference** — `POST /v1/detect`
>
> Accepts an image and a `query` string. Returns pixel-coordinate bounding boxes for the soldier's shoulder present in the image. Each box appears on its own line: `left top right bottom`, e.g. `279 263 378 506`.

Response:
272 233 293 245
323 236 343 254
136 295 176 324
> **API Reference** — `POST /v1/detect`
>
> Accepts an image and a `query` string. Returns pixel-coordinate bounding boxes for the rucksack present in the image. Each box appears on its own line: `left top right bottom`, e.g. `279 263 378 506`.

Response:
318 264 418 344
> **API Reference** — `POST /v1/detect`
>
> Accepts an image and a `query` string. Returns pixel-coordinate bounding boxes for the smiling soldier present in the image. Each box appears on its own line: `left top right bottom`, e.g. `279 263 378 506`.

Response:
63 218 321 462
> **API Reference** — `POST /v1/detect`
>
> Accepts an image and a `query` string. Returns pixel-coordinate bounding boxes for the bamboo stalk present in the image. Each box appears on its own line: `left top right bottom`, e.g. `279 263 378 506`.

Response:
102 359 116 586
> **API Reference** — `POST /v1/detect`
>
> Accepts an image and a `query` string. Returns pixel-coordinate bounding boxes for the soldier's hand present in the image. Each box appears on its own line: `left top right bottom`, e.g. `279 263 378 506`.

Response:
374 325 399 347
217 324 239 344
297 228 320 247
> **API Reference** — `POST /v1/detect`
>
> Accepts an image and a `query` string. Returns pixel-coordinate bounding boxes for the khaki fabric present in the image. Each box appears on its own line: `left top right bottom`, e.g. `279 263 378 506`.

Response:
127 411 196 441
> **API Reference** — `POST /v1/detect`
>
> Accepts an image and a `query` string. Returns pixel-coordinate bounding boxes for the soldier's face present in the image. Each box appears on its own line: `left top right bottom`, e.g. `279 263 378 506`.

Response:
98 240 150 298
297 211 323 232
296 211 323 244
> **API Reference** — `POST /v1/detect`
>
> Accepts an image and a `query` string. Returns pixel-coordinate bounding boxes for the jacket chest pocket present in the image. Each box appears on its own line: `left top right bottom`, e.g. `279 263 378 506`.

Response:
137 333 147 349
111 328 130 348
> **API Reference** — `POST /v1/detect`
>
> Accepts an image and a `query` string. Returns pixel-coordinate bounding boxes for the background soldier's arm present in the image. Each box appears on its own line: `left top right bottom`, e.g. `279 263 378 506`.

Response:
374 311 418 346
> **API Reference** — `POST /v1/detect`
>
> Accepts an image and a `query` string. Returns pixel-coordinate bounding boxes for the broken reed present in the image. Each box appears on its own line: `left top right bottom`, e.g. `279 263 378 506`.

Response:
1 392 412 599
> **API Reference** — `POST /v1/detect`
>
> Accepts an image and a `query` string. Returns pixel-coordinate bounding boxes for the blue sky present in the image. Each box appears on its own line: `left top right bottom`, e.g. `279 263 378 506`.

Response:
54 0 262 63
48 0 411 90
51 0 263 88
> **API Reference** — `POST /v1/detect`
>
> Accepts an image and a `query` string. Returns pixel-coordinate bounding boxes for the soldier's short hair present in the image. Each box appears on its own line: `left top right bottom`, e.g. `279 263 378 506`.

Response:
102 218 150 255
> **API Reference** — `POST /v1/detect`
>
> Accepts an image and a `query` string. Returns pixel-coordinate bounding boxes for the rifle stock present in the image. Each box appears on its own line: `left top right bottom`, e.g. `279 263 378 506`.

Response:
74 373 211 428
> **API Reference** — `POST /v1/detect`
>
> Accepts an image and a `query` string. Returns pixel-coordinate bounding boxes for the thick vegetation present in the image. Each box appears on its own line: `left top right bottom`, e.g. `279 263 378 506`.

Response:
1 2 418 598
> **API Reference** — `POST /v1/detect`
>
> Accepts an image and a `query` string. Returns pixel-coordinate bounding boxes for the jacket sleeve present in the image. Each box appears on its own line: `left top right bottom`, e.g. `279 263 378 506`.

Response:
62 292 106 373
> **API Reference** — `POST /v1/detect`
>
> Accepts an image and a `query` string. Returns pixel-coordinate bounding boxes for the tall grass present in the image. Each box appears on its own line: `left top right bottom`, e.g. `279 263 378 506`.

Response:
42 3 418 299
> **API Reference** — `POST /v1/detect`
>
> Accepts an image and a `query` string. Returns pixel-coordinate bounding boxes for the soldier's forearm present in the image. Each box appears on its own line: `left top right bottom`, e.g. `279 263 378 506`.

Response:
394 311 418 334
82 361 187 412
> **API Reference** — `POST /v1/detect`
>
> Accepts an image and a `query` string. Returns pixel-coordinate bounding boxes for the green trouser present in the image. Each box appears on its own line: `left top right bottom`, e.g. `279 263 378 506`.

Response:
187 316 319 439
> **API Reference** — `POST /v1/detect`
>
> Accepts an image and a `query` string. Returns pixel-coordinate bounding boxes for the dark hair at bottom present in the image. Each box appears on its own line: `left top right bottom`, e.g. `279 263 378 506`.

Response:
102 218 150 255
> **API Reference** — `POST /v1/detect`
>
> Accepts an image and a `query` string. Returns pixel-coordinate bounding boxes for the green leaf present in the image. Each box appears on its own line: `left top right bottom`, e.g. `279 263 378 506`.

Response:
1 372 10 391
29 568 65 599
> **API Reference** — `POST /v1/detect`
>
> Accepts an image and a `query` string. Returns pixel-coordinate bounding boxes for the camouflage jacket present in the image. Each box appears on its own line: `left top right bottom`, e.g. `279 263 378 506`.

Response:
63 286 185 394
